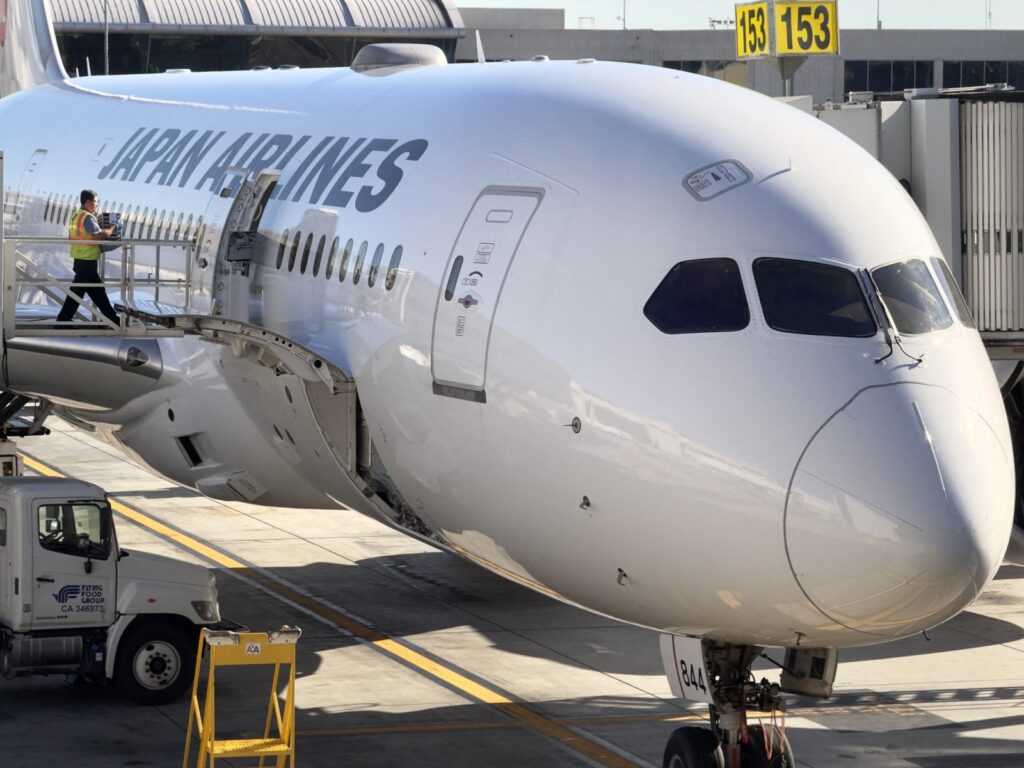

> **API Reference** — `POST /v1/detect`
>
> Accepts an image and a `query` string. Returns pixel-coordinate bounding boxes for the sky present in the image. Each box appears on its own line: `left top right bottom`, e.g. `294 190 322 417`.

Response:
453 0 1024 30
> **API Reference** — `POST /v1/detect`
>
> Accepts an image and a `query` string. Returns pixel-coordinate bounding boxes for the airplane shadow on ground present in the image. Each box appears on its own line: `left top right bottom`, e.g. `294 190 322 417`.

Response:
205 547 1024 681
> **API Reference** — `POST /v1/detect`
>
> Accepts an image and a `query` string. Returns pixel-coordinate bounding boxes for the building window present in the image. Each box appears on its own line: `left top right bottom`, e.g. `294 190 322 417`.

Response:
663 61 702 74
845 60 934 95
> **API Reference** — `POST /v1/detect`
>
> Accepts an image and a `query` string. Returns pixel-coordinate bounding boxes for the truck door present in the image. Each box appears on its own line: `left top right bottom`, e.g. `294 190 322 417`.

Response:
30 499 116 629
431 188 542 399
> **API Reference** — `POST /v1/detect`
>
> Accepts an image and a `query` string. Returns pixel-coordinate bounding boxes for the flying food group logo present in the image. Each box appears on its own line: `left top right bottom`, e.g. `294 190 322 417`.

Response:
53 585 82 603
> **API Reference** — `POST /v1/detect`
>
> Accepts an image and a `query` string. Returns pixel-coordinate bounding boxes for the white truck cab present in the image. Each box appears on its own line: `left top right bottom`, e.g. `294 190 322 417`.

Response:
0 476 222 703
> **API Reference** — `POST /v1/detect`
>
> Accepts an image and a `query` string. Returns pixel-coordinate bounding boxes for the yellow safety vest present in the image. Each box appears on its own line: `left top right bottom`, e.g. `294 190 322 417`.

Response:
68 208 101 261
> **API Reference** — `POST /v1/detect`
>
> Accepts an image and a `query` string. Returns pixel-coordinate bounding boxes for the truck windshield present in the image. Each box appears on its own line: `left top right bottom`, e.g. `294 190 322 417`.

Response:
38 502 113 560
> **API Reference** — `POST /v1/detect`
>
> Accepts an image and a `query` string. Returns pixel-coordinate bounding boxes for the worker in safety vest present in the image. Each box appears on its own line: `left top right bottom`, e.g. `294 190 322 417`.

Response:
56 189 120 326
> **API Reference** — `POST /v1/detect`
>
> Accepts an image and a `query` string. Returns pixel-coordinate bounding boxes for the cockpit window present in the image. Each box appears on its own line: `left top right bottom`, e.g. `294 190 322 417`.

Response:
644 258 749 334
932 258 976 329
871 259 952 335
753 258 876 338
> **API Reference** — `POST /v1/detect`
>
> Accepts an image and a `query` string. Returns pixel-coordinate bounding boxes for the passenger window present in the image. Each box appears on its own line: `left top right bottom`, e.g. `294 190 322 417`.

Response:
753 258 876 338
339 239 354 282
288 231 301 271
871 259 953 335
300 233 313 274
276 229 289 270
368 243 385 287
933 258 976 329
37 503 112 560
386 246 403 290
325 237 339 279
353 241 368 284
644 258 749 334
312 235 326 276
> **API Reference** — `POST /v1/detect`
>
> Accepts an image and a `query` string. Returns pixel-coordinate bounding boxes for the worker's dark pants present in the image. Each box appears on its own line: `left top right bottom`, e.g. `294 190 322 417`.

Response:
56 258 120 325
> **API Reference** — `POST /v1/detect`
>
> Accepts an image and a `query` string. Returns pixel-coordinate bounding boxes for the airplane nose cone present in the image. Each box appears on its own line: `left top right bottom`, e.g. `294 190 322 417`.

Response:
785 384 1013 639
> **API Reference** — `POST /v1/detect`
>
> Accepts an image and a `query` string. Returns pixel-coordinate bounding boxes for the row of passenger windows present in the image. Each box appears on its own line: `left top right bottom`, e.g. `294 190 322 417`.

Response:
644 257 973 338
275 229 403 291
43 193 204 243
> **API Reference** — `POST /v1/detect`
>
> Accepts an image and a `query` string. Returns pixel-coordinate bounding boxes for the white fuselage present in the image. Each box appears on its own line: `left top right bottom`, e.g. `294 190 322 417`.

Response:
0 60 1014 649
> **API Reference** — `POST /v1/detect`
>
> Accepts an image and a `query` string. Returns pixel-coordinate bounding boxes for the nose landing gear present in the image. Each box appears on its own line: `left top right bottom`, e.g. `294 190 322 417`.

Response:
662 641 826 768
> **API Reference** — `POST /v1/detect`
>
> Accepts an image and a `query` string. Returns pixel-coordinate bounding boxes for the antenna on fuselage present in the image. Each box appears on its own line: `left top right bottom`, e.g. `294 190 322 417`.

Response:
475 30 486 64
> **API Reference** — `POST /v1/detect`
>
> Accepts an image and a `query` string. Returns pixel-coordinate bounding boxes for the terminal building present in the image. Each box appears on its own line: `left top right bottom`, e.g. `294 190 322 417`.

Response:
51 4 1024 105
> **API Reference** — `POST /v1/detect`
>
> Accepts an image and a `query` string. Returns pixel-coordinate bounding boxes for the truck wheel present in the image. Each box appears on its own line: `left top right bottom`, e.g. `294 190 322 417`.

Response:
115 621 196 705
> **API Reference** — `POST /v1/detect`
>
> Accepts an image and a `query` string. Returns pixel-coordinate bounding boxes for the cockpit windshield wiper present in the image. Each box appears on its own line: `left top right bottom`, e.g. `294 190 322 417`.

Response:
864 269 924 365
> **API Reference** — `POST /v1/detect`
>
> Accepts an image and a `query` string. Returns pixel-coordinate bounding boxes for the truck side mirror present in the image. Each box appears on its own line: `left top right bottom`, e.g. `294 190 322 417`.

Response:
84 558 93 575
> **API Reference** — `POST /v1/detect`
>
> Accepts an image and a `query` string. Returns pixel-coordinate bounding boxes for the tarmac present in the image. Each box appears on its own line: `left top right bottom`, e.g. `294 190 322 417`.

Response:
3 418 1024 767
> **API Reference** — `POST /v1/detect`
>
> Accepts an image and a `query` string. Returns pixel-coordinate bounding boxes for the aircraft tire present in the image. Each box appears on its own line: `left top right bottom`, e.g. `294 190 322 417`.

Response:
740 725 795 768
662 726 724 768
115 619 196 705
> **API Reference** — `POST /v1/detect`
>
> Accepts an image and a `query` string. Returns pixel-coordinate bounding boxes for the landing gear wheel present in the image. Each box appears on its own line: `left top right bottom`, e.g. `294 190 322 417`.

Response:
663 726 724 768
740 725 795 768
115 621 196 705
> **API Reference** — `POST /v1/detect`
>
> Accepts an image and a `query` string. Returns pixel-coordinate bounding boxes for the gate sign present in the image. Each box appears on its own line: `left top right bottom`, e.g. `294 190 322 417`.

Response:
736 1 839 59
774 2 839 55
736 2 770 59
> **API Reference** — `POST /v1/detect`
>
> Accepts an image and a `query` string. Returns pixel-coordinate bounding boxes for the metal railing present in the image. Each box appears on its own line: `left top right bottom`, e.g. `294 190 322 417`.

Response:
2 235 198 338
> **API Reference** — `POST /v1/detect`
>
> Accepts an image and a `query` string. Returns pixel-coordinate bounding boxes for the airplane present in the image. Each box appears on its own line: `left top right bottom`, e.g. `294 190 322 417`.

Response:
0 1 1017 765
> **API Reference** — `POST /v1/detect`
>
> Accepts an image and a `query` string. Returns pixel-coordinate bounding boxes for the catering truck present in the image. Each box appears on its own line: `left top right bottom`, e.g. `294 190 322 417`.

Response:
0 475 221 703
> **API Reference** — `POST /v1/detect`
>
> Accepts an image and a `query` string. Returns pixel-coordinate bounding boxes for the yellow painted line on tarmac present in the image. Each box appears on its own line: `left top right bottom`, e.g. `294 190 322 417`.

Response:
21 453 641 768
297 712 706 739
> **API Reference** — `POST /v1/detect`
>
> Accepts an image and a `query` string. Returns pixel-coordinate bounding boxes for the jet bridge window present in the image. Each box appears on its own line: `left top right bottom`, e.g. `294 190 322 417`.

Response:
753 258 876 337
644 258 749 334
37 503 112 560
871 259 953 335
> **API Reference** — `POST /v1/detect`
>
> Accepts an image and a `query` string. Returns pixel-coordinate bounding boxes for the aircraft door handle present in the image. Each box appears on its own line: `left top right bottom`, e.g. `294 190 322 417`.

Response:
36 576 55 583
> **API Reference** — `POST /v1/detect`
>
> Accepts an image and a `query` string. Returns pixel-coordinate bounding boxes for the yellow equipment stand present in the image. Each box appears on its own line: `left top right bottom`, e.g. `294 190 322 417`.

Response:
183 626 302 768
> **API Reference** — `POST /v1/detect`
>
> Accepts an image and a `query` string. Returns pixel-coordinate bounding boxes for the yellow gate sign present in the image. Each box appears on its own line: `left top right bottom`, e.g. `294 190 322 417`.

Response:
736 2 770 59
735 1 840 59
773 1 839 55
